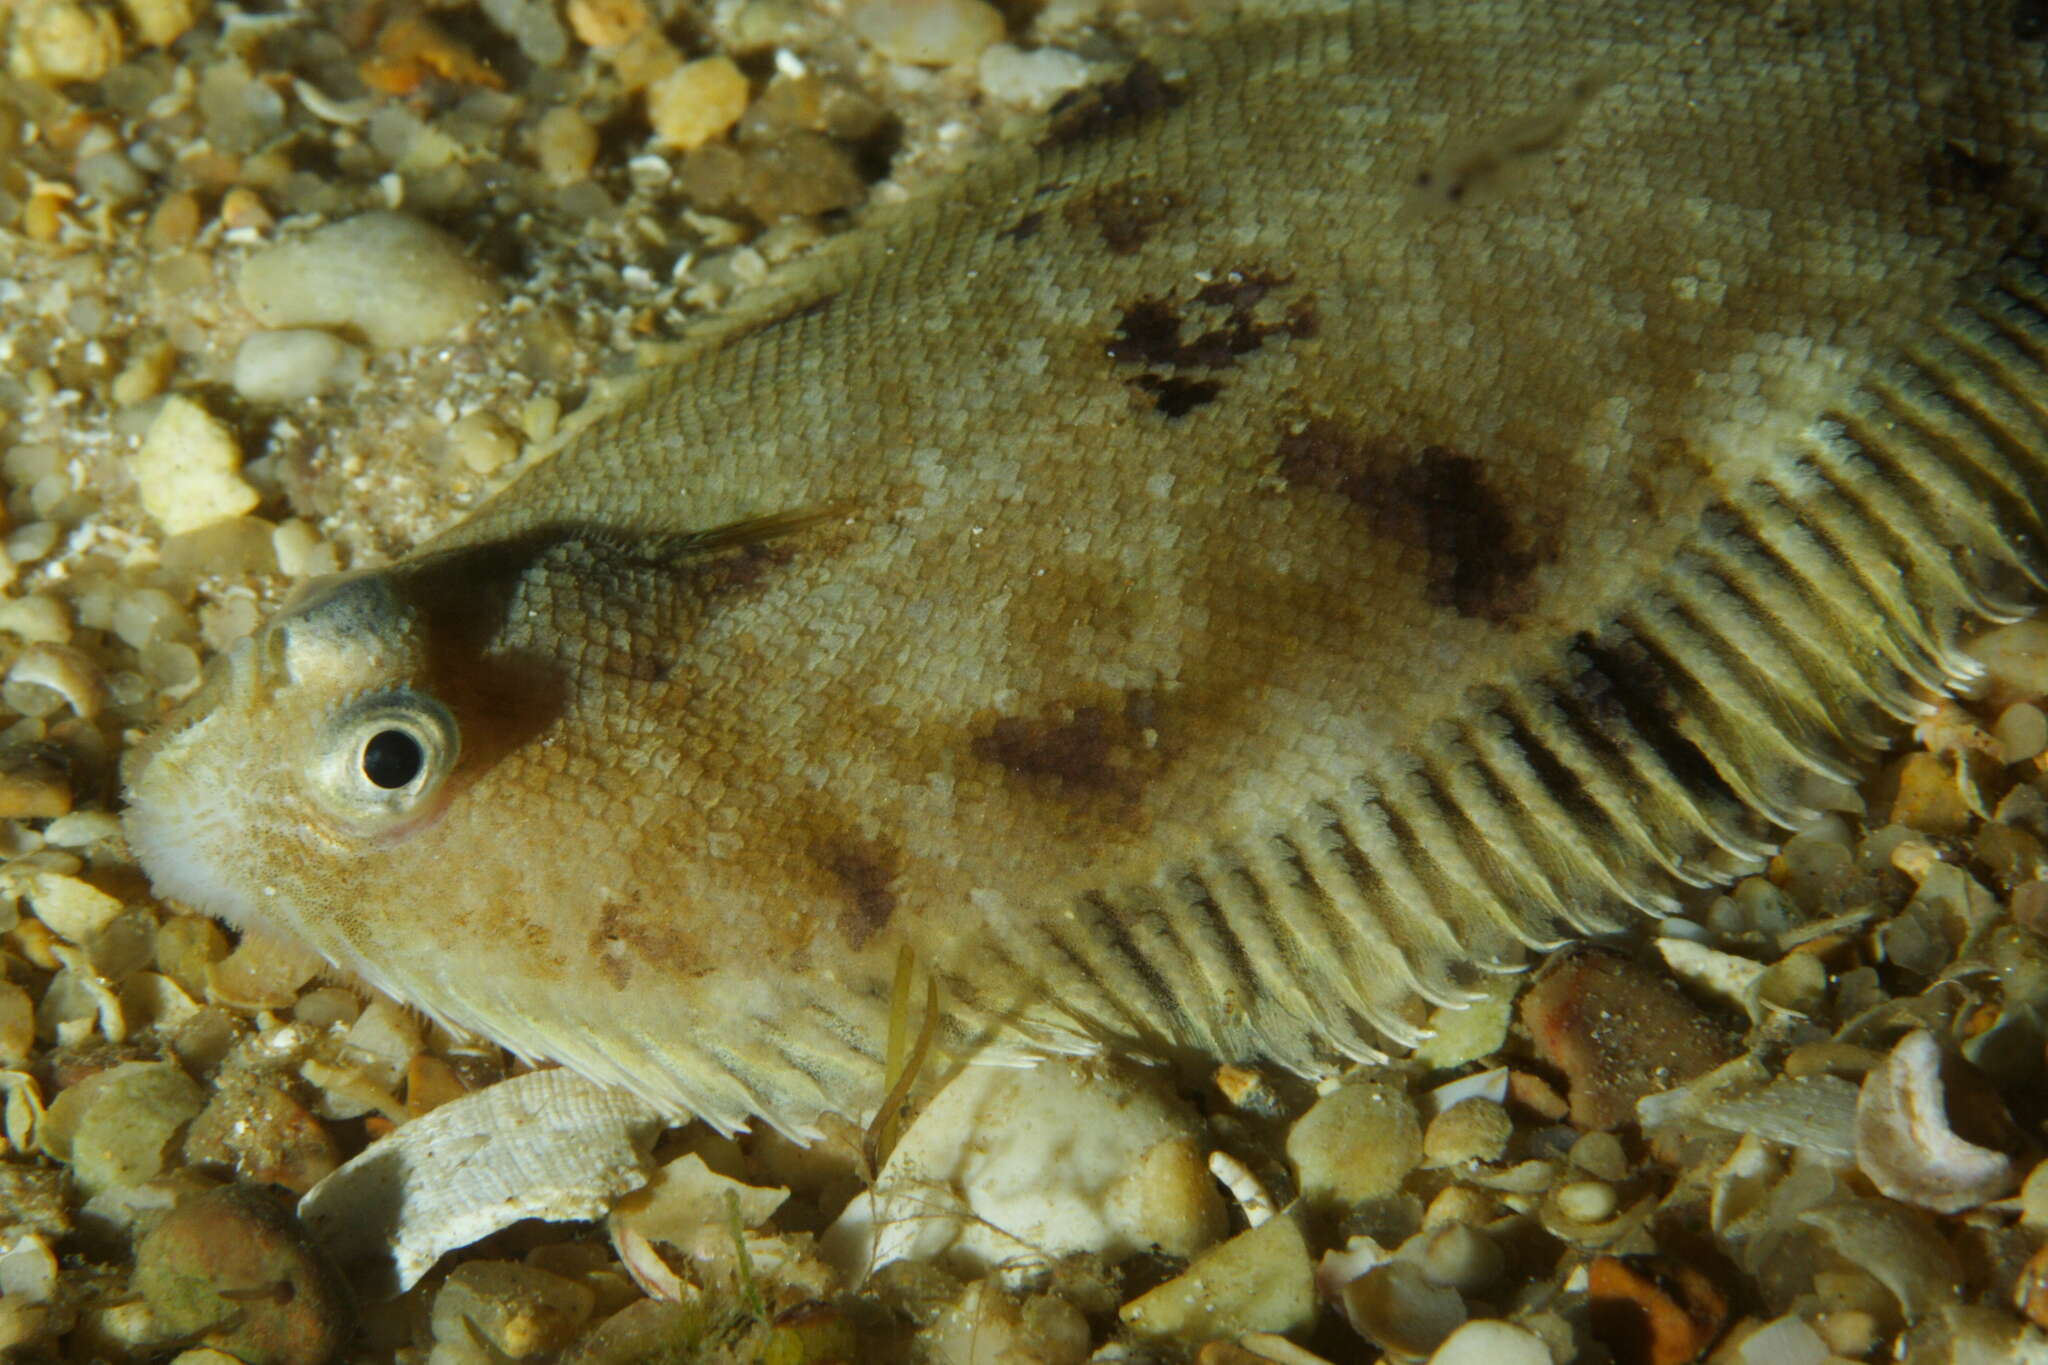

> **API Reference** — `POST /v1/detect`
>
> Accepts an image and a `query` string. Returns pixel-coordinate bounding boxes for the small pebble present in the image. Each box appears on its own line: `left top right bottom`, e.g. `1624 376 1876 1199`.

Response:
1886 751 1973 837
183 1080 339 1195
977 43 1098 109
0 744 73 819
42 1060 204 1194
849 0 1004 66
921 1281 1089 1365
232 330 363 403
134 1185 351 1365
26 873 124 942
1520 947 1742 1131
479 0 568 66
1998 702 2048 764
449 411 522 475
534 106 599 185
1410 1222 1503 1294
1119 1211 1315 1342
647 56 750 151
565 0 649 49
132 396 261 535
117 0 201 46
272 519 341 579
1553 1179 1618 1223
238 212 499 350
1426 1319 1553 1365
9 0 122 84
1586 1255 1727 1365
0 982 32 1067
1423 1096 1512 1167
1341 1261 1467 1357
1287 1077 1423 1208
430 1260 596 1358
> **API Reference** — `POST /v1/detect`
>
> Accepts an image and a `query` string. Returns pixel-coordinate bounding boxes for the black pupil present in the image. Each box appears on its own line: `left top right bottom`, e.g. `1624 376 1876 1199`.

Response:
361 729 425 790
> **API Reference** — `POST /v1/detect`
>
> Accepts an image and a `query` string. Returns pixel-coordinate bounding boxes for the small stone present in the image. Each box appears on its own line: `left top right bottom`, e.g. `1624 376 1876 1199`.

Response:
42 1060 205 1194
118 0 201 46
271 519 341 579
0 982 32 1067
565 0 649 49
534 107 599 185
1427 1319 1553 1365
132 396 260 535
9 0 122 84
1587 1255 1727 1365
647 56 750 151
1410 1222 1503 1294
156 914 231 998
1119 1210 1315 1342
1520 947 1742 1131
431 1261 595 1358
823 1059 1224 1275
1287 1077 1423 1209
0 744 72 819
559 1300 705 1365
922 1281 1089 1365
479 0 567 66
25 873 124 942
218 186 274 232
1886 751 1973 837
1423 1097 1512 1167
849 0 1004 66
183 1080 339 1195
135 1184 350 1365
232 330 363 403
450 411 522 475
238 212 498 350
1341 1261 1467 1357
977 43 1099 109
1553 1179 1618 1223
1999 703 2048 764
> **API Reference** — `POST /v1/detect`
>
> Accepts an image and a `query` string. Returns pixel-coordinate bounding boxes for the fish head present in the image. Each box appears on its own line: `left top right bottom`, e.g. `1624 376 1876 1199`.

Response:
121 568 458 958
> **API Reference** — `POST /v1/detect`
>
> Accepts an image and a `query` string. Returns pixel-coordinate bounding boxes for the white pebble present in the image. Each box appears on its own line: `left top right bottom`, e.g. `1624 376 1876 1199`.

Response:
232 329 363 403
976 43 1097 109
1553 1179 1617 1223
131 396 259 535
238 212 498 351
849 0 1003 66
1427 1319 1553 1365
272 519 340 579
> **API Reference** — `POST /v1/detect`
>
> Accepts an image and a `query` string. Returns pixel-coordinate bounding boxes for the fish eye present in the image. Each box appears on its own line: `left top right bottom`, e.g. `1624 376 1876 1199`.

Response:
361 727 426 790
311 689 458 833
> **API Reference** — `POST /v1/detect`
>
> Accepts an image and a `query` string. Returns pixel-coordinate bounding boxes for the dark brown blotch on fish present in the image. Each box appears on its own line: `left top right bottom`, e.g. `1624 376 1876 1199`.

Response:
1064 182 1181 255
1275 420 1551 623
810 833 902 951
1040 59 1186 150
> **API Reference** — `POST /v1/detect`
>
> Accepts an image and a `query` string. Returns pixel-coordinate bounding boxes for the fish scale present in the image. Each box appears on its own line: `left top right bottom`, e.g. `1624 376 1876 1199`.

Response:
125 0 2048 1137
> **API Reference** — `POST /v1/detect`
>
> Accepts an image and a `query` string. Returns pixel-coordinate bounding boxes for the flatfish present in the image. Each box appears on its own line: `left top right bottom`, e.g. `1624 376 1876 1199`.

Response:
123 0 2048 1138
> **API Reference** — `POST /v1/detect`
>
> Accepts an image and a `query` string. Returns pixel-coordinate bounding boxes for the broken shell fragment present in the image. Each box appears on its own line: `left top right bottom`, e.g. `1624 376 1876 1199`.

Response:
1853 1030 2016 1214
297 1068 664 1295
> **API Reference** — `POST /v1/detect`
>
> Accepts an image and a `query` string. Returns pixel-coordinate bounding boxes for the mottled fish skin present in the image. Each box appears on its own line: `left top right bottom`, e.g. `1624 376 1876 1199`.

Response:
125 0 2048 1137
